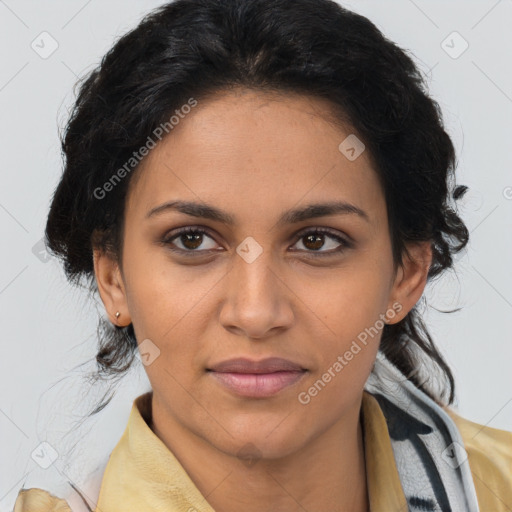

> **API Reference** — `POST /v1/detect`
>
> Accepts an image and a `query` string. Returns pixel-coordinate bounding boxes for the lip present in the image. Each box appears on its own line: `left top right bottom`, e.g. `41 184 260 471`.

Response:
208 357 306 373
207 357 307 398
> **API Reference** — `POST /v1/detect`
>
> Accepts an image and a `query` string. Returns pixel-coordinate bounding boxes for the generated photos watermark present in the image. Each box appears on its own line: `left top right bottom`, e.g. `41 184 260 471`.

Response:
93 98 198 200
297 301 403 405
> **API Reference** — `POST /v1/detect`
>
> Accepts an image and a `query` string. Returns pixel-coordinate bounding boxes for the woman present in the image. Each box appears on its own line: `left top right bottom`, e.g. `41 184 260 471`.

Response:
14 0 512 510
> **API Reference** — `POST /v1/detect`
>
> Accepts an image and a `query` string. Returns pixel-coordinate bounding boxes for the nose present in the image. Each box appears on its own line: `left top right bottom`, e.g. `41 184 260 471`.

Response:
219 244 294 340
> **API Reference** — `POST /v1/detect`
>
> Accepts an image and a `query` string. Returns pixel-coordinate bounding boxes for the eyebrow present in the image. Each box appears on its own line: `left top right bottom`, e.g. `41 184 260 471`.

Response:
146 200 370 227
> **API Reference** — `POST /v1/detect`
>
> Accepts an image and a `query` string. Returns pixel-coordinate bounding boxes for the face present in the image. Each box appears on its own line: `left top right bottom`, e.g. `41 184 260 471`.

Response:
94 88 430 461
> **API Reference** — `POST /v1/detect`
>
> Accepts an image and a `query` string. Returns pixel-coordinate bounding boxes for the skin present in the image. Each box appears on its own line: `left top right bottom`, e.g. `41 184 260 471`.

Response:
93 88 432 512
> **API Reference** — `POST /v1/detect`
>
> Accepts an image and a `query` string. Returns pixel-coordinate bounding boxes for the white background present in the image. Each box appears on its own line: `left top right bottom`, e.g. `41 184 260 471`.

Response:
1 1 511 509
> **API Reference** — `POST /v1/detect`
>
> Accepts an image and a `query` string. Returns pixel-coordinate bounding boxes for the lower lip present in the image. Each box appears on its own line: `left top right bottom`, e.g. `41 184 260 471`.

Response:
209 370 306 398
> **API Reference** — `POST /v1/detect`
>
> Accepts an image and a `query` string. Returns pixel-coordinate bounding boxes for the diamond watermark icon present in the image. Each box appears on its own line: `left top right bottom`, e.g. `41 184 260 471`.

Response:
31 441 58 469
441 31 469 60
236 237 263 264
338 134 365 161
236 442 263 468
136 338 161 366
31 31 59 59
32 238 51 263
441 441 468 469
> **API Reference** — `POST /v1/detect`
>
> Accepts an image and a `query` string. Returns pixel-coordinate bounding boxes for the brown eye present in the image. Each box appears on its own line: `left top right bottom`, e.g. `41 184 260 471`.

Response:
292 229 352 255
163 227 219 254
303 233 325 251
180 232 204 250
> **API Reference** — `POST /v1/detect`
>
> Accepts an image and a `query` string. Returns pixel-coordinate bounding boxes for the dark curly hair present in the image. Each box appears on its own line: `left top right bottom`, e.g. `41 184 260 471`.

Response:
45 0 469 410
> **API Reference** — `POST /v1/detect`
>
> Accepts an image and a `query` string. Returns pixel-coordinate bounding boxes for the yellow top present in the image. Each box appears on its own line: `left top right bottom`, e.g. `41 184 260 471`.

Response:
14 391 512 512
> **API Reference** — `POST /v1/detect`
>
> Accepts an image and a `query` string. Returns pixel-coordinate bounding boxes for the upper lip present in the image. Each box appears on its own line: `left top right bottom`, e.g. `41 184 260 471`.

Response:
208 357 306 374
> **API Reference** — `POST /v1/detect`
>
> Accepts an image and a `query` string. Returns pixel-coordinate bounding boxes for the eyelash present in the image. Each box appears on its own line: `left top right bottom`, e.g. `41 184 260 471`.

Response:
161 226 353 257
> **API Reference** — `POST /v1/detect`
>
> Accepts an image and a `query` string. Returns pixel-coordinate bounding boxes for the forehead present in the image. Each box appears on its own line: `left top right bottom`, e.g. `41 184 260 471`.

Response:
125 89 385 228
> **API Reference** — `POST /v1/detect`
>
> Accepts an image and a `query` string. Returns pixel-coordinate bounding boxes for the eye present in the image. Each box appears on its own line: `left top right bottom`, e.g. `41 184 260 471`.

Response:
162 226 352 256
291 228 352 256
162 226 219 254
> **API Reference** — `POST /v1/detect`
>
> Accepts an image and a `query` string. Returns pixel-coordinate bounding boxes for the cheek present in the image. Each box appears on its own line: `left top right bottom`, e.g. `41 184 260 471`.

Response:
300 251 393 382
121 237 200 333
295 270 389 416
311 262 392 336
121 240 222 373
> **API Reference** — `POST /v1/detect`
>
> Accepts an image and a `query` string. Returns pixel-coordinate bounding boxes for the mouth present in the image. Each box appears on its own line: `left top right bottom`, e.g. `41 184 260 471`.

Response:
206 357 308 398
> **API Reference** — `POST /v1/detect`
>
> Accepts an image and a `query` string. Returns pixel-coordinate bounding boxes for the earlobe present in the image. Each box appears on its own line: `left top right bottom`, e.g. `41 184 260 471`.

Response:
386 241 432 325
92 247 131 327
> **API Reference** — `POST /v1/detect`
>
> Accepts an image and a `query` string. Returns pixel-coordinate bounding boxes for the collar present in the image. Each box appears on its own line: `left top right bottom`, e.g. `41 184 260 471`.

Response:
94 390 407 512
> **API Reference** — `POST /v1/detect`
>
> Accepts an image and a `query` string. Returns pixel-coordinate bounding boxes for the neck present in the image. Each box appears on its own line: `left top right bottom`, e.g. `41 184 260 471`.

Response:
150 395 369 512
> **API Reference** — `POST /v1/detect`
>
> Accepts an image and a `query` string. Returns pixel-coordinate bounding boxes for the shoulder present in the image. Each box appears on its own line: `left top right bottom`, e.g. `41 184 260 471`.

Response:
13 488 72 512
13 454 109 512
445 406 512 511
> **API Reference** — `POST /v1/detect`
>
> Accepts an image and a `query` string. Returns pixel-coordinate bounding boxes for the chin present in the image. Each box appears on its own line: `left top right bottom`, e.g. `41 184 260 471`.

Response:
208 421 309 463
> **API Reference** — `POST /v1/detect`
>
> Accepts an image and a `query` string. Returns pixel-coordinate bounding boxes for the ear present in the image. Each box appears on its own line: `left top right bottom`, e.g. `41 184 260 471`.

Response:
92 247 131 327
385 241 432 324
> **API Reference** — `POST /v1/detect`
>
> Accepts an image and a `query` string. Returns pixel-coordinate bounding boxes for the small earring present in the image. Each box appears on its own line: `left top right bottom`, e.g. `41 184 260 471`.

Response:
115 311 121 323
